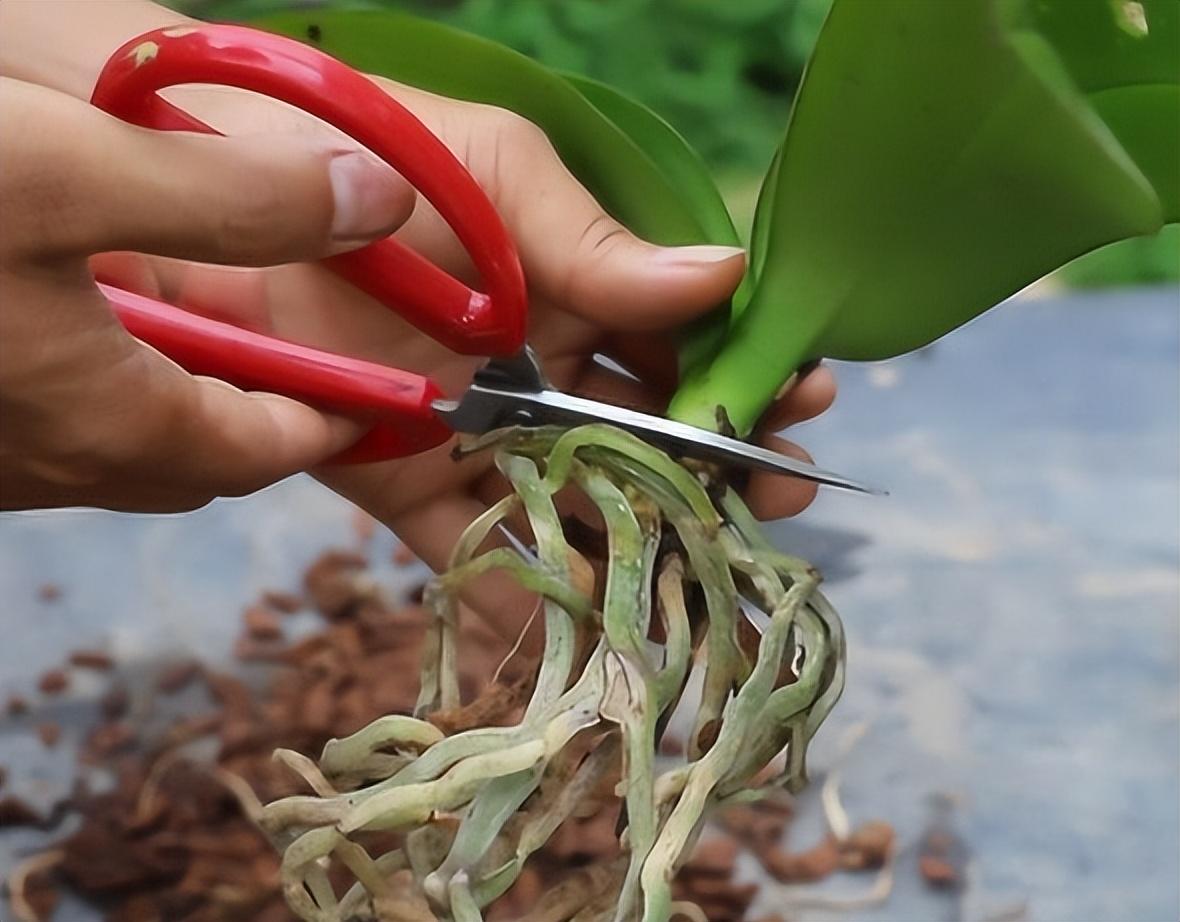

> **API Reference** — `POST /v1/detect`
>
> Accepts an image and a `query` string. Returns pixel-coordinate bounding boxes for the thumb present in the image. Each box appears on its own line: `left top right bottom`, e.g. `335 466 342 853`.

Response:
6 80 415 266
467 109 746 330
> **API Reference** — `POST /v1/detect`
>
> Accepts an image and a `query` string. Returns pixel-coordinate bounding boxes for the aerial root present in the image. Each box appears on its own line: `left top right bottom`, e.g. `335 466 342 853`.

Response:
262 425 845 922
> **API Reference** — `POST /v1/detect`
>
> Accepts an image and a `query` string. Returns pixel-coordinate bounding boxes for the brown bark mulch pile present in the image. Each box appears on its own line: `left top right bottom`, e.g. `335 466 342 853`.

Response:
3 544 892 922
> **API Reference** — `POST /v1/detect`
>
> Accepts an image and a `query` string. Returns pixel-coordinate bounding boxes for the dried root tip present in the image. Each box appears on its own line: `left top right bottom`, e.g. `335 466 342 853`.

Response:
320 715 444 779
274 749 339 798
668 901 709 922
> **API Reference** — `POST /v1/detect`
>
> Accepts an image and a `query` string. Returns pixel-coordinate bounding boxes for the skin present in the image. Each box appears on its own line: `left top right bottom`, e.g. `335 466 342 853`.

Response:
0 77 412 510
0 1 837 634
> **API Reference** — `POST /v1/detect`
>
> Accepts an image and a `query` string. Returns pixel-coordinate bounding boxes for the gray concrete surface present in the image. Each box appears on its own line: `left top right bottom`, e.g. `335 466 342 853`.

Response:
1 286 1177 921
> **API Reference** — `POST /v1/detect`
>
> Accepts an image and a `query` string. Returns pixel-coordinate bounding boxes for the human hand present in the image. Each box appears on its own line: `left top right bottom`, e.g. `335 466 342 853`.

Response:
0 77 415 511
93 77 836 637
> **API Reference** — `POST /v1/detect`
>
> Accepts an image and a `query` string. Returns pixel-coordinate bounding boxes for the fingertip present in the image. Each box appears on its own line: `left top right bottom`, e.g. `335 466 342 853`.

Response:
760 362 838 432
744 474 820 521
742 437 820 520
633 243 747 327
796 363 838 410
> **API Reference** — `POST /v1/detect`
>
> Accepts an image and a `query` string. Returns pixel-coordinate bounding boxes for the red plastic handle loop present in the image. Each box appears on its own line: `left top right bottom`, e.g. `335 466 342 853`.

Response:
91 24 527 357
100 283 454 462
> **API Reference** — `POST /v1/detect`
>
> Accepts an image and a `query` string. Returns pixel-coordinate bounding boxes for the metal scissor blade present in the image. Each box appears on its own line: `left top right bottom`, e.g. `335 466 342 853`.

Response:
433 350 883 495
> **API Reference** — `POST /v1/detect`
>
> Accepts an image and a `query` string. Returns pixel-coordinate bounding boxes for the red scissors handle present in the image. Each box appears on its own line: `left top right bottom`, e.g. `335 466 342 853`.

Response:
102 283 453 463
88 23 530 463
91 24 527 357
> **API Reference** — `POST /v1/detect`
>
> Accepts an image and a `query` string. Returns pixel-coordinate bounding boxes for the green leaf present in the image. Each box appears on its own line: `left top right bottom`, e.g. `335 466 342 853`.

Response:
669 0 1172 434
557 72 739 246
1087 84 1180 222
1057 223 1180 287
253 8 726 248
1022 0 1178 89
743 141 786 311
1007 0 1179 221
678 140 786 379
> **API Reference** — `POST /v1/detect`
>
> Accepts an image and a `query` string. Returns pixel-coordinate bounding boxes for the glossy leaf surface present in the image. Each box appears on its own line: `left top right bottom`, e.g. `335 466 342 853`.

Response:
1019 0 1179 221
668 0 1174 433
559 71 739 246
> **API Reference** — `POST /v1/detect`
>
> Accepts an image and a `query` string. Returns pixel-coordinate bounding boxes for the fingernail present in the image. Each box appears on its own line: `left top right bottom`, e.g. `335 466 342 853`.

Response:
654 244 745 266
329 150 410 248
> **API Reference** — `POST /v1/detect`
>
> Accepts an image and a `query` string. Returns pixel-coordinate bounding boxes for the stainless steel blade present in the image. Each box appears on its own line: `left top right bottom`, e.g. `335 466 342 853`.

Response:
433 349 883 495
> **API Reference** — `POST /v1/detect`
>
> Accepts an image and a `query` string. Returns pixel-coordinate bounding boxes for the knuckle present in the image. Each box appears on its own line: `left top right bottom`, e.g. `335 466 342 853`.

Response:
580 212 628 257
210 176 288 265
479 108 558 205
488 108 552 153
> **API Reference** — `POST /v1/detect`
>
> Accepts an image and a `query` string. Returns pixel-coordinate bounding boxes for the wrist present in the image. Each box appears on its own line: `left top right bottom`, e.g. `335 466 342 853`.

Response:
0 1 193 99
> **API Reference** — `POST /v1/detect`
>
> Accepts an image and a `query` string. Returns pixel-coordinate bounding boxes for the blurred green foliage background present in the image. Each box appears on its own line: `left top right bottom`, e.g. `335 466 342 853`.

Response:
170 0 1176 287
172 0 831 173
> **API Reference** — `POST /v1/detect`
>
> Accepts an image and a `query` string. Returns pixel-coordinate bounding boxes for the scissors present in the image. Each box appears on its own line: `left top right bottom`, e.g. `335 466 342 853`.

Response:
91 24 876 494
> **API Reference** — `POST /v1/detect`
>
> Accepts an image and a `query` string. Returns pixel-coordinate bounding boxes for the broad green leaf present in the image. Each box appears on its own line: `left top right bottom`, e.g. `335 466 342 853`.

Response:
559 72 739 246
1058 222 1180 287
1023 0 1177 89
1087 85 1180 222
1019 0 1179 221
254 9 723 248
669 0 1170 434
743 141 786 311
679 141 786 378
